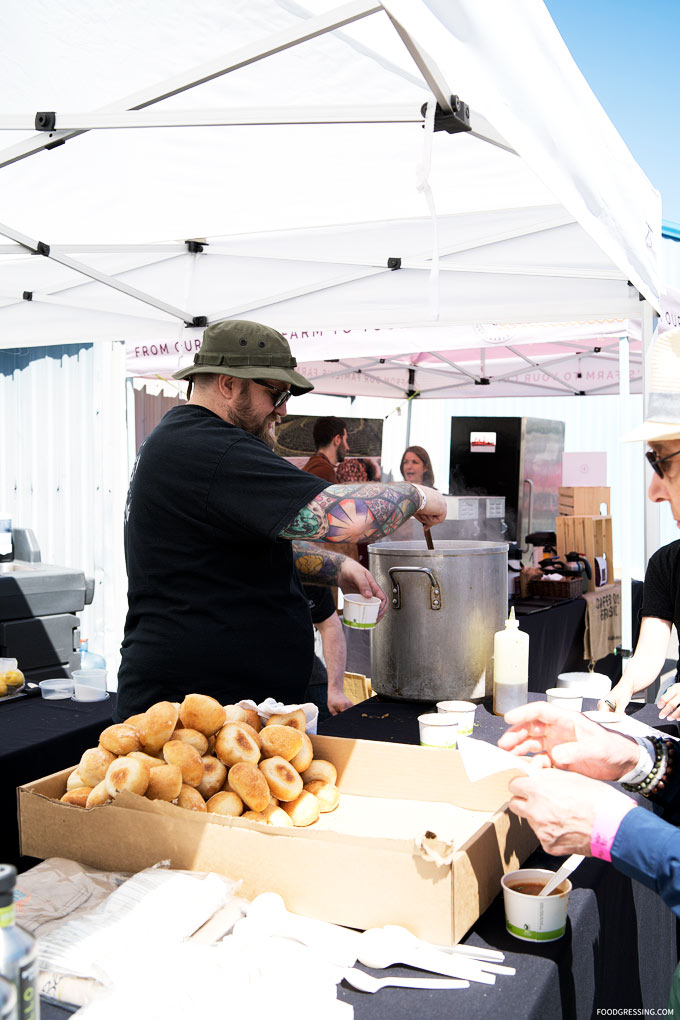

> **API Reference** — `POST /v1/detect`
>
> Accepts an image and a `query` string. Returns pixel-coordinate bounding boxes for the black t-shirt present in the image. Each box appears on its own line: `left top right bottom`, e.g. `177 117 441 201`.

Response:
641 539 680 681
116 404 327 720
305 584 336 625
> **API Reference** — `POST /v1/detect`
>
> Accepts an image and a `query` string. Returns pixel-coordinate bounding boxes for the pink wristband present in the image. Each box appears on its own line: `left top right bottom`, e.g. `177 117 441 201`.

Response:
590 795 636 861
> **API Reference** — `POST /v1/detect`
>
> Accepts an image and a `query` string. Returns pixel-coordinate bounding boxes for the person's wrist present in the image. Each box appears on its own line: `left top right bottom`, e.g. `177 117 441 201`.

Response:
411 484 427 512
590 790 636 861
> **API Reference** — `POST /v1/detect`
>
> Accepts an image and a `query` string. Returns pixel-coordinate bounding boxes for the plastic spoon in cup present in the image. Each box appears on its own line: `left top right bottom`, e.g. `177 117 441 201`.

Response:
344 968 469 993
539 854 584 897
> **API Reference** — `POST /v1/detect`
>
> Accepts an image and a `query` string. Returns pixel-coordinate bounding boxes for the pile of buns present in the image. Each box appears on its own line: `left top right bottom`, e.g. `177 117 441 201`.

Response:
60 695 339 827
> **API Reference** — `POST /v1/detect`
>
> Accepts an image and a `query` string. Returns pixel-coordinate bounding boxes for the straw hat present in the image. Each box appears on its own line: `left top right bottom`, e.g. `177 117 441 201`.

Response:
623 326 680 442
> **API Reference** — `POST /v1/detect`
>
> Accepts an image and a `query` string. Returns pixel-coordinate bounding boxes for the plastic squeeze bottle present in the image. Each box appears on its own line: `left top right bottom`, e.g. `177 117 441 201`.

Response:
492 607 529 716
0 866 38 1020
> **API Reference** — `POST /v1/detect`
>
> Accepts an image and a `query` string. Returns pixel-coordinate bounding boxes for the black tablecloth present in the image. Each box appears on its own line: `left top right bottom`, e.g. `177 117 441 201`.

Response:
1 689 116 870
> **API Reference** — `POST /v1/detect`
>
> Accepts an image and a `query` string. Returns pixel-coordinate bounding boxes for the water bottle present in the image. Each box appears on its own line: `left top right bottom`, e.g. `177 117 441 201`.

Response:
79 639 106 671
0 977 16 1020
0 865 39 1020
492 607 529 716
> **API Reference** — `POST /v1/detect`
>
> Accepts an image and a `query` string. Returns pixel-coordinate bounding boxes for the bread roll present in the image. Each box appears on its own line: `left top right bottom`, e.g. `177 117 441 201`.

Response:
228 761 270 812
129 750 166 769
176 784 207 812
99 723 142 756
234 720 262 748
125 713 147 731
66 768 85 791
259 756 303 802
78 747 117 787
290 731 314 774
303 780 340 813
223 704 248 723
145 763 183 801
85 780 112 808
140 701 179 753
60 787 93 807
167 727 209 756
301 759 337 785
242 709 262 733
197 756 227 799
260 724 303 762
267 709 306 732
243 804 294 827
215 722 261 767
105 756 150 797
179 694 225 736
281 790 321 827
162 739 204 787
206 791 244 816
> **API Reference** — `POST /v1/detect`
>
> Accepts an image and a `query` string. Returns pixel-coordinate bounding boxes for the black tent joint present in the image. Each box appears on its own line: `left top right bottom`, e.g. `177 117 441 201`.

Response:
420 95 471 135
387 257 401 270
35 112 56 131
185 240 207 254
475 377 490 385
35 242 50 257
22 291 32 301
185 316 207 328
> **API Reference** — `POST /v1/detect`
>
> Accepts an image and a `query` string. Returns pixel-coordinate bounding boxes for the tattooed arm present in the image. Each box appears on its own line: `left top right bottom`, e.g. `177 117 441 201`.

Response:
280 482 446 543
293 541 388 618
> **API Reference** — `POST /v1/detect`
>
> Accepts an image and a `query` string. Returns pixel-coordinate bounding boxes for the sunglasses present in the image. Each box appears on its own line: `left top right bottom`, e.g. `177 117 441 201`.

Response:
252 378 292 410
646 448 680 479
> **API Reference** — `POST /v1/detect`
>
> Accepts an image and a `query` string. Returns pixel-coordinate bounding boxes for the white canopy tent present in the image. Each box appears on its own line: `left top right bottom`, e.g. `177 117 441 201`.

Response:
0 0 664 669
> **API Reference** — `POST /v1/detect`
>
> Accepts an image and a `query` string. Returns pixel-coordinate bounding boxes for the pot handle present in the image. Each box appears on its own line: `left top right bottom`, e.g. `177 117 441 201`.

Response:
388 566 442 611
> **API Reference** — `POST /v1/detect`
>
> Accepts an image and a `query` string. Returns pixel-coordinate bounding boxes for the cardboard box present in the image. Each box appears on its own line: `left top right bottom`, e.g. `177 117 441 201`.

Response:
555 514 614 593
558 486 610 516
18 734 536 946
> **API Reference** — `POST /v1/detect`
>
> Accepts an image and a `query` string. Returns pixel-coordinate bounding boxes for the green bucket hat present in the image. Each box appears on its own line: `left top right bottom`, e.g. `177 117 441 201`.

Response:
173 320 314 395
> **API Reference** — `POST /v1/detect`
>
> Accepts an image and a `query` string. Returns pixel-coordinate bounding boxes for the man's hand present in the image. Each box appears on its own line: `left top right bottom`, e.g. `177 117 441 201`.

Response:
658 682 680 721
327 688 354 715
498 702 639 781
413 487 447 529
337 559 388 620
508 769 634 856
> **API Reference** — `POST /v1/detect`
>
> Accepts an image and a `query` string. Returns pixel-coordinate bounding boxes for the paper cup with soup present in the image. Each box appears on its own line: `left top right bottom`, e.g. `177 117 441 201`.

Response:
501 868 571 942
342 594 381 630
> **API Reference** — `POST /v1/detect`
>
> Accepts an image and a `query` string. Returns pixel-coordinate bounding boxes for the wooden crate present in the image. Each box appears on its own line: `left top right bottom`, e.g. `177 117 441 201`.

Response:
555 515 613 593
558 486 610 516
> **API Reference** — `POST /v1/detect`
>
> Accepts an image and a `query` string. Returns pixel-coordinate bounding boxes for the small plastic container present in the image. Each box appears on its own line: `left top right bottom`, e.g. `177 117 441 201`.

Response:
417 712 459 748
39 678 74 700
545 688 583 712
436 700 477 736
342 594 381 630
71 669 108 702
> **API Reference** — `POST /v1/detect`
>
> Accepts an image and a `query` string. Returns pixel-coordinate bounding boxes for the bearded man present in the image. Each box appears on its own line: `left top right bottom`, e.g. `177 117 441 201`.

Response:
116 320 446 719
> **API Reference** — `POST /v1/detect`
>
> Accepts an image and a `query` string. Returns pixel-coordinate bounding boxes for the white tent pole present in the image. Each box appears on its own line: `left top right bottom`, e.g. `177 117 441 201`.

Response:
618 335 632 663
641 299 660 566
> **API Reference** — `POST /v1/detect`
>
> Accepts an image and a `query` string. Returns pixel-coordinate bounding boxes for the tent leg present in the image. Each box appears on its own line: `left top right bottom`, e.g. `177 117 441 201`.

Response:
641 300 660 567
618 335 632 663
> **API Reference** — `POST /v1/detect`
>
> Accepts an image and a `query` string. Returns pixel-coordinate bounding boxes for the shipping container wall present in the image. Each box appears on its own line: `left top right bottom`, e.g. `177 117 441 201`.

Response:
0 342 129 678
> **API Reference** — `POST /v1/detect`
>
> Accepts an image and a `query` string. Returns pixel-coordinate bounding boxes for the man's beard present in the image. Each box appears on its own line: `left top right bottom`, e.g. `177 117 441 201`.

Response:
229 385 277 450
337 442 347 463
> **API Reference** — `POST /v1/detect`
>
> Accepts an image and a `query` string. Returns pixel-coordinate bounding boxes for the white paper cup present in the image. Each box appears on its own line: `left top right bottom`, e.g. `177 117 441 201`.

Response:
342 594 381 630
436 700 476 736
545 688 583 712
556 671 611 699
501 868 572 942
418 713 459 748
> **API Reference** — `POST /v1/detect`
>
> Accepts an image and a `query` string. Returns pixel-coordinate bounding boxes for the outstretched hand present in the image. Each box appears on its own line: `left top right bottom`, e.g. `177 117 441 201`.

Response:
413 487 447 529
337 559 388 620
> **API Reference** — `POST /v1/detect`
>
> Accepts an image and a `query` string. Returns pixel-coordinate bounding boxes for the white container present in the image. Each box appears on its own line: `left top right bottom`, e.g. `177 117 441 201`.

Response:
436 700 476 736
417 713 459 749
557 672 611 699
39 678 74 700
342 594 381 630
501 868 572 942
71 668 108 702
545 688 583 712
492 608 529 716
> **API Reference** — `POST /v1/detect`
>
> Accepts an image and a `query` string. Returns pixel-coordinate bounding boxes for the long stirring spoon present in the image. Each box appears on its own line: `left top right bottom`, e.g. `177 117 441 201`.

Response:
539 854 584 897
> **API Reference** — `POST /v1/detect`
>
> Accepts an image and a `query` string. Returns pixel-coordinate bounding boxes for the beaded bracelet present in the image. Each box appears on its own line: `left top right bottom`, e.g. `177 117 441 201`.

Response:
622 736 675 797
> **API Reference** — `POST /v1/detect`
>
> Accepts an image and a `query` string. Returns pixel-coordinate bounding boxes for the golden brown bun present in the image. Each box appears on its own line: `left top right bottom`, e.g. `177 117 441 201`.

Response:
66 768 85 791
124 713 147 730
99 723 142 756
78 747 117 787
167 727 209 756
145 763 183 801
85 780 112 808
228 761 270 812
179 694 225 736
303 780 340 812
223 704 248 723
260 725 303 762
197 756 227 799
301 759 337 786
105 756 150 797
233 721 262 748
162 740 204 787
281 790 321 827
290 732 314 774
242 804 294 827
267 709 306 732
243 709 262 732
60 787 93 807
215 722 261 767
140 701 179 754
206 791 244 816
129 750 166 769
176 784 207 812
259 756 303 802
